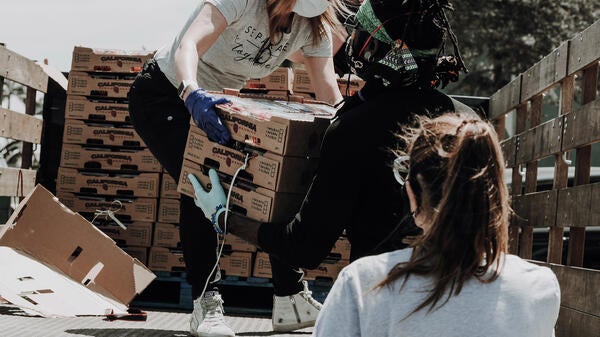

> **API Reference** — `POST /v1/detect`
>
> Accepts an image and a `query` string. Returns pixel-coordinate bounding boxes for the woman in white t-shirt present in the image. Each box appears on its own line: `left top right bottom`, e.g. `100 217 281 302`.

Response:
313 113 561 337
128 1 347 336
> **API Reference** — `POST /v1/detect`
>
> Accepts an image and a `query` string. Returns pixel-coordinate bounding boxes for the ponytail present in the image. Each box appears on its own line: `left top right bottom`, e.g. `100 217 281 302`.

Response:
377 114 510 315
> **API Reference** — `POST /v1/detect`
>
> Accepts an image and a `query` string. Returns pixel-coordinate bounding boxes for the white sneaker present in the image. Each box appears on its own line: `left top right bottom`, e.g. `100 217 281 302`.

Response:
272 280 322 332
190 291 235 337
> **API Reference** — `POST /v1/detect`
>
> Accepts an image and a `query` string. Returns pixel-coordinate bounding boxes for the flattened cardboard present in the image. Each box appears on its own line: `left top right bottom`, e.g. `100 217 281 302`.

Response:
94 221 153 247
63 119 146 148
152 223 181 249
122 246 149 266
0 185 155 316
67 71 136 99
71 46 153 73
56 167 160 198
61 143 162 172
184 129 318 193
199 94 334 156
158 198 180 224
178 160 304 222
57 192 157 223
65 95 131 123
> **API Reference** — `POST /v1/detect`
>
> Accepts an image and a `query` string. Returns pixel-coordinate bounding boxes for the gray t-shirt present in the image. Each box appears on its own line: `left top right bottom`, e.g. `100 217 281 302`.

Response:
155 0 332 91
314 249 560 337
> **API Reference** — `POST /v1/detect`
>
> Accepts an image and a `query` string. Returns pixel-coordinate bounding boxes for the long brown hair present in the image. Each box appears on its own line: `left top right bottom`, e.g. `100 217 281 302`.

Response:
377 113 510 314
266 0 346 46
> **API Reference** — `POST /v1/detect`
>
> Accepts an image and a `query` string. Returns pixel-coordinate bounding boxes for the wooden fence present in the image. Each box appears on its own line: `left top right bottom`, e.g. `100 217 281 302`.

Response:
489 20 600 337
0 45 48 200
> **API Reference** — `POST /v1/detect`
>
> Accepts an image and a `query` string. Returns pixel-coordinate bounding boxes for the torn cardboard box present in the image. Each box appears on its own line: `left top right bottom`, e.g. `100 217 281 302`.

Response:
0 185 155 317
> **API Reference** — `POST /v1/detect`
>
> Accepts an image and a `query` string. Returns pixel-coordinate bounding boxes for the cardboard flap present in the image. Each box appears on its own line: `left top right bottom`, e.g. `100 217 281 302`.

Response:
0 184 155 307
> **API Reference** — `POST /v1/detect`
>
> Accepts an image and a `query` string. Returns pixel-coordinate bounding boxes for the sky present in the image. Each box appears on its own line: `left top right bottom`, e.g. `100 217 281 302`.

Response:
1 0 198 72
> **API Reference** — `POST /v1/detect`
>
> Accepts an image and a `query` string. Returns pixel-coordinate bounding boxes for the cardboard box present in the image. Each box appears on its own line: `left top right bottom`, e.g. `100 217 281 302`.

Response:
330 236 351 260
220 251 253 278
61 143 162 172
243 67 293 91
56 167 160 198
158 198 180 224
122 246 149 266
71 46 153 73
148 247 185 272
221 233 257 253
0 185 155 316
337 75 365 97
203 93 334 157
94 221 153 247
304 259 349 281
65 95 131 123
178 160 304 222
239 90 290 101
152 223 181 249
63 119 146 148
57 192 157 223
293 68 315 94
160 174 180 199
67 71 136 99
184 129 318 193
252 251 272 278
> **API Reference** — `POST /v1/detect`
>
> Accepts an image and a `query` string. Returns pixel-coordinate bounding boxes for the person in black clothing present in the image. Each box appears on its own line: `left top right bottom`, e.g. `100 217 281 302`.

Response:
189 0 472 284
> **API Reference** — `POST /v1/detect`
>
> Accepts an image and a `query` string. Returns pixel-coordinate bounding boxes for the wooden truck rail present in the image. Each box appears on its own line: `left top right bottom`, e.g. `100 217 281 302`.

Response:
489 19 600 337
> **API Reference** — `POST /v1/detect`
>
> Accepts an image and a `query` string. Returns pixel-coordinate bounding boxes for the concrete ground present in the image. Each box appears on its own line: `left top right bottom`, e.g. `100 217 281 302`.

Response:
0 304 314 337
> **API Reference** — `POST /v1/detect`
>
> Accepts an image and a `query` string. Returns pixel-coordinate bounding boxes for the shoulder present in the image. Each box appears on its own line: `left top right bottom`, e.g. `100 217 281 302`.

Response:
502 255 561 298
205 0 251 23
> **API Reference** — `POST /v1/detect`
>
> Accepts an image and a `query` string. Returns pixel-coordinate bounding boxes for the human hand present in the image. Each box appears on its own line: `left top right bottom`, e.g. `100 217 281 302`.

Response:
184 89 231 145
187 169 227 233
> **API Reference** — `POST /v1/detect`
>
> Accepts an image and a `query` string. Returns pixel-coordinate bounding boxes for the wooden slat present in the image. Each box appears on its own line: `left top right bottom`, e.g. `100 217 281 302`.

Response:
521 42 569 102
0 45 48 92
512 190 557 228
556 307 600 337
568 19 600 75
500 136 517 168
588 183 600 226
540 263 600 317
556 185 591 228
0 107 42 143
20 87 37 171
489 75 522 119
562 99 600 151
0 168 36 197
515 117 563 163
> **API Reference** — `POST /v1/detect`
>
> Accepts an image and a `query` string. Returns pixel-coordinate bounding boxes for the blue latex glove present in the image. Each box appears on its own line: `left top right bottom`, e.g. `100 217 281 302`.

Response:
187 169 227 233
184 89 231 145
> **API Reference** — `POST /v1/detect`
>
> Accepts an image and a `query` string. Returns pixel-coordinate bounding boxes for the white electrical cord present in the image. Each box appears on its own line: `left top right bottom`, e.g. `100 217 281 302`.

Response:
198 152 251 301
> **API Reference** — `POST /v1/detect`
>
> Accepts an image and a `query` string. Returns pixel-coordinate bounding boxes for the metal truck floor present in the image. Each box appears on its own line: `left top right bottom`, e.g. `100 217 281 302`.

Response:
0 304 314 337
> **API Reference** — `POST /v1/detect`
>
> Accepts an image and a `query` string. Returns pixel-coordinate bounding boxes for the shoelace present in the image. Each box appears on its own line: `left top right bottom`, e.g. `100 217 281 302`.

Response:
203 295 226 318
299 284 322 309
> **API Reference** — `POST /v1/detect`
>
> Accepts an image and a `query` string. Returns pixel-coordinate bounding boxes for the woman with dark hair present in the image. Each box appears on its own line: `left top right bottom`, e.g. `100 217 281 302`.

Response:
128 1 348 336
312 113 561 337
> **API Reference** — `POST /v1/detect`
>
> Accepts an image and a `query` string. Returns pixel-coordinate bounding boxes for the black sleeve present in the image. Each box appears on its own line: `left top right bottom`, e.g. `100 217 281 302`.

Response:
258 117 359 268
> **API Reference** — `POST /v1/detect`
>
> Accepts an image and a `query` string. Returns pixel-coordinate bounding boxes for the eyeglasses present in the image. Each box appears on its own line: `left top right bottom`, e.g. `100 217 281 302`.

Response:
393 156 410 186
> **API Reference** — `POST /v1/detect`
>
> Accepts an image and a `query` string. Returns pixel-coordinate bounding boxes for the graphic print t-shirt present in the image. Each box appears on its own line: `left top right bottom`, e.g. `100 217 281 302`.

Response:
155 0 332 91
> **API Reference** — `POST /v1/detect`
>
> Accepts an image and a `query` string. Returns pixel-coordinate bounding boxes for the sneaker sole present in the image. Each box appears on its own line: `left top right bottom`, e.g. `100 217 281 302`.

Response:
272 320 316 332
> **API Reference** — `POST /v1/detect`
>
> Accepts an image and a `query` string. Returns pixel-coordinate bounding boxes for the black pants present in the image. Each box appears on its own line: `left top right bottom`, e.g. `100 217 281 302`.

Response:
128 59 303 297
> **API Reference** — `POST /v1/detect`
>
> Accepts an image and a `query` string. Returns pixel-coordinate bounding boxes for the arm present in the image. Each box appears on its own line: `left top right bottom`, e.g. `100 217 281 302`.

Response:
174 3 228 100
304 55 343 105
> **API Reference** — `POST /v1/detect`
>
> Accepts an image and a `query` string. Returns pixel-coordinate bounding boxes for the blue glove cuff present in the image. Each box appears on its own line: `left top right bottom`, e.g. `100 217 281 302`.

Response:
211 205 228 233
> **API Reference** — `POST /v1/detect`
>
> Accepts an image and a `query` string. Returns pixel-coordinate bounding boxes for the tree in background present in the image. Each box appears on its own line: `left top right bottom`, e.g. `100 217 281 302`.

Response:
446 0 600 96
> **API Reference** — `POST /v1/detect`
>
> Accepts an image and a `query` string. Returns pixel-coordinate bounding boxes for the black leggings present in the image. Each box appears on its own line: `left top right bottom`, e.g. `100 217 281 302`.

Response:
128 60 303 297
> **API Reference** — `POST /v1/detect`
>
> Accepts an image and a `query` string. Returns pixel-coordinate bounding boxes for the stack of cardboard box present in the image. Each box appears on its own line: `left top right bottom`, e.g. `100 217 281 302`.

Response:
57 46 157 265
176 91 353 280
241 67 294 101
